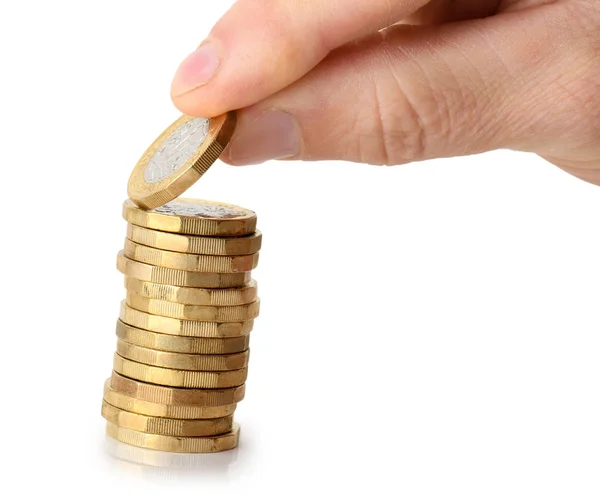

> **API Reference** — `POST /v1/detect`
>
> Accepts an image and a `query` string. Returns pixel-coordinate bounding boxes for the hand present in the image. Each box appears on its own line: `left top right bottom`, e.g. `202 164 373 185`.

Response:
170 0 600 186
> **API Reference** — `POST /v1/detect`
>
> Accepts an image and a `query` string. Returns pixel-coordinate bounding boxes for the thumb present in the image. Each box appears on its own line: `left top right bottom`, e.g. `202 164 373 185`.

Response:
220 5 590 167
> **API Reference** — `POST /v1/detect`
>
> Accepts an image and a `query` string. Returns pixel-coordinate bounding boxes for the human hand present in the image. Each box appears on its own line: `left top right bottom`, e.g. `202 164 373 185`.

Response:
170 0 600 186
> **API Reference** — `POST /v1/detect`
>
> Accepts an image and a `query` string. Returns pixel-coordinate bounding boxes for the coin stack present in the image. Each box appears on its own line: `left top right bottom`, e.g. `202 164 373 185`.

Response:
101 197 261 453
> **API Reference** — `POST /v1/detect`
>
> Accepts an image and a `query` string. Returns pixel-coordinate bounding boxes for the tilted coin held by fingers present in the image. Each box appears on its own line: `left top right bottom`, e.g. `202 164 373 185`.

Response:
101 112 262 454
127 113 236 211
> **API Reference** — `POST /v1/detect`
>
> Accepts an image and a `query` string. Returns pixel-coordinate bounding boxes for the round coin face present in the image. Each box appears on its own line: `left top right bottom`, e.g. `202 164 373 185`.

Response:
123 198 257 236
127 113 237 210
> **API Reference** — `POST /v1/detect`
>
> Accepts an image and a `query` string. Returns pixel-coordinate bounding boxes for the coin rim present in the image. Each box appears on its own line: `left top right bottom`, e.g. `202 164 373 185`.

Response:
113 354 249 388
103 380 238 418
123 277 258 306
126 224 263 255
116 339 250 371
123 238 260 273
105 422 240 453
116 320 251 354
101 400 234 436
110 372 246 406
117 252 252 288
125 293 260 322
119 302 254 337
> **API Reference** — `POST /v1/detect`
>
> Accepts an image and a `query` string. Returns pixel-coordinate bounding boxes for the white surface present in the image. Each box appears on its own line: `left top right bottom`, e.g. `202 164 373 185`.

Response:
1 1 599 494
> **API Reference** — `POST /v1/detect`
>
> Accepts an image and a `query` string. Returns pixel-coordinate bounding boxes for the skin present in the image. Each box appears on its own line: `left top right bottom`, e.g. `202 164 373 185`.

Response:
170 0 600 186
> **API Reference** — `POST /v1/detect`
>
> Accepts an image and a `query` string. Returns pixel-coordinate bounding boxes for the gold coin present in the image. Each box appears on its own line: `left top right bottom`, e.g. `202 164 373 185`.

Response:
123 238 259 273
124 277 258 306
119 303 253 338
127 224 262 256
101 401 233 436
113 354 248 388
127 113 237 210
103 381 236 419
123 198 257 236
110 372 245 406
106 422 240 453
117 252 251 288
125 293 260 322
116 340 250 371
116 320 250 354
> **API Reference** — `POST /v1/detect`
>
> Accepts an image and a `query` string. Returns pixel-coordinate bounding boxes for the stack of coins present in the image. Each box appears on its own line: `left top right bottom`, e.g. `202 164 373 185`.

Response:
101 197 261 453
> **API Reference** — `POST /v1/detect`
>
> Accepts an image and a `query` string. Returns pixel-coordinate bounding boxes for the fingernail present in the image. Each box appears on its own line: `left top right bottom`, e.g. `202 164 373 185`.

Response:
171 42 220 97
226 111 302 165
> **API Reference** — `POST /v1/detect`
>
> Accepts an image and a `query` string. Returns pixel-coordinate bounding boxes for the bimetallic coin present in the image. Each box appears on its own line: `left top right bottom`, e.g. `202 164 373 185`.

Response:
103 381 237 419
113 354 248 388
116 320 250 354
101 401 233 436
116 340 250 371
106 422 240 453
123 238 259 273
127 224 262 256
123 198 257 236
110 373 245 406
127 113 237 210
117 252 251 288
119 303 254 338
124 278 258 306
125 293 260 322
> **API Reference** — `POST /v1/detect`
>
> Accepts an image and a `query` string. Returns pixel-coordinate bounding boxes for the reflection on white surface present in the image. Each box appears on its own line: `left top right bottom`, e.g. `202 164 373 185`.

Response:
104 435 240 480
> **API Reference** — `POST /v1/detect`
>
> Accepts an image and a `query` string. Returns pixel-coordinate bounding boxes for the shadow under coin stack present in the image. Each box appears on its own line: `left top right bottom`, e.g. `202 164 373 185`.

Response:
101 197 261 453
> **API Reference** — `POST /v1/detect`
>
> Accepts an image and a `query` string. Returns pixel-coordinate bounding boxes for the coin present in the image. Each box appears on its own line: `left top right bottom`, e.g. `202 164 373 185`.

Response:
113 354 249 388
104 381 237 419
124 278 258 306
117 252 251 288
116 340 250 371
123 198 257 236
101 401 234 436
110 372 245 406
123 238 259 273
106 422 240 453
105 438 234 469
125 294 260 322
127 113 237 210
127 224 262 256
116 320 250 354
120 303 254 337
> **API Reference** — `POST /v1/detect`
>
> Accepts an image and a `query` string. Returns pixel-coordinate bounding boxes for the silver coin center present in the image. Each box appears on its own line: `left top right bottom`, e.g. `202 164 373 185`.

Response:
144 118 210 183
154 201 244 219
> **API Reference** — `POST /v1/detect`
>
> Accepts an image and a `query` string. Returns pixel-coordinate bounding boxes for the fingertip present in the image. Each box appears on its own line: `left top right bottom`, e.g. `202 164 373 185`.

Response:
171 43 221 98
170 41 229 117
170 90 224 118
222 110 302 166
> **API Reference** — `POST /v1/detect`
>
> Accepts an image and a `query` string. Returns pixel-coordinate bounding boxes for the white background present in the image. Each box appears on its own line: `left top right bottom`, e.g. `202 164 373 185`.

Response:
1 1 599 493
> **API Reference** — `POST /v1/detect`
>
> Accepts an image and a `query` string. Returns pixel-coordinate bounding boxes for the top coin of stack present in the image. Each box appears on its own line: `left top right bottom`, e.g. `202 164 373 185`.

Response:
101 111 263 453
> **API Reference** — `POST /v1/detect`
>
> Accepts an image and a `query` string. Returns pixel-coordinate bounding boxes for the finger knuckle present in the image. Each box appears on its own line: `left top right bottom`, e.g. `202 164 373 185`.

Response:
359 75 432 165
550 7 600 144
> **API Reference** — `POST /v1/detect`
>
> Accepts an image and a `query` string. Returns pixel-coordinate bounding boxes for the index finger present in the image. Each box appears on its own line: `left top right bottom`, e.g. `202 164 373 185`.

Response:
171 0 429 116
